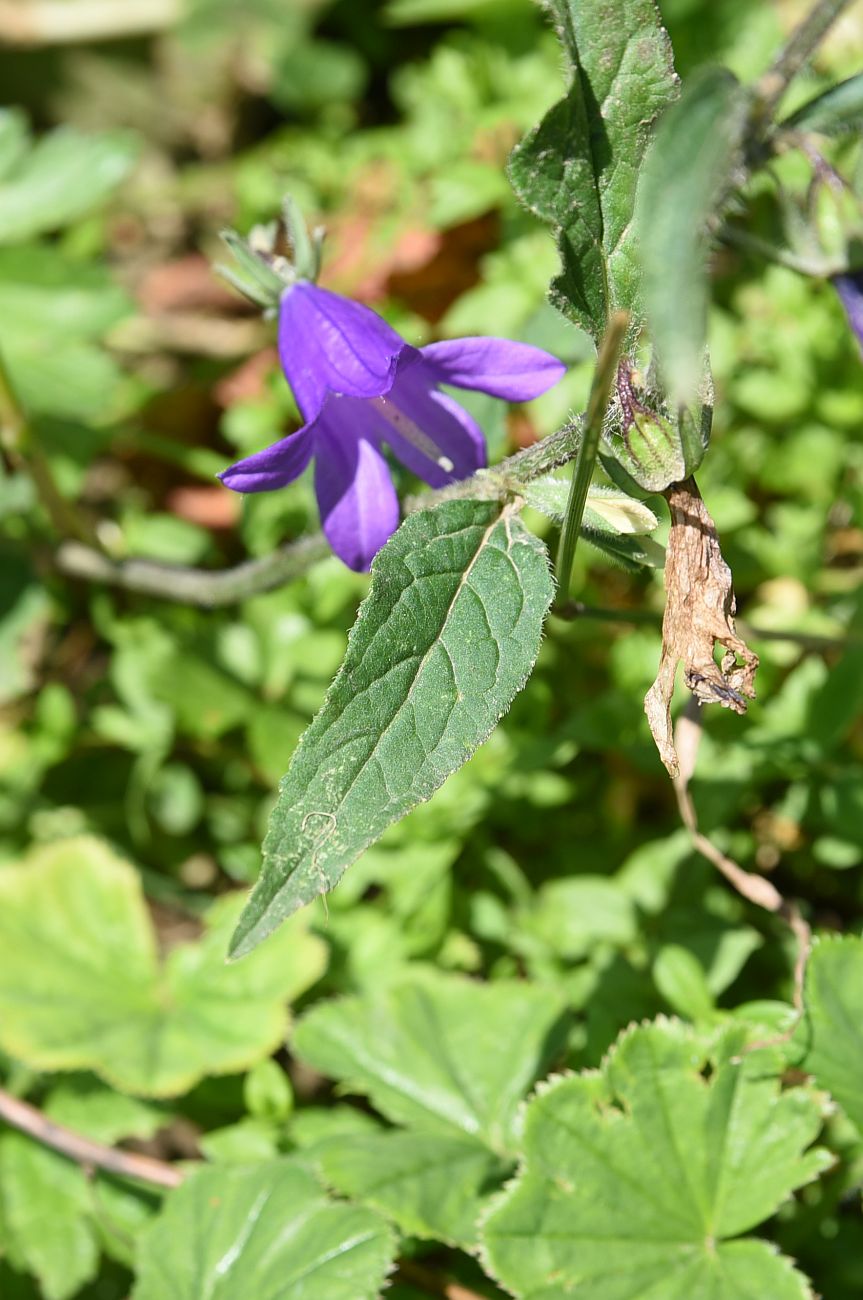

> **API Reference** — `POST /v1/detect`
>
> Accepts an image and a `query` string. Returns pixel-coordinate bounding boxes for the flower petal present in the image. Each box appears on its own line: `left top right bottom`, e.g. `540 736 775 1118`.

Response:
314 423 400 572
375 361 487 488
279 282 408 420
420 336 566 401
833 271 863 355
219 421 316 493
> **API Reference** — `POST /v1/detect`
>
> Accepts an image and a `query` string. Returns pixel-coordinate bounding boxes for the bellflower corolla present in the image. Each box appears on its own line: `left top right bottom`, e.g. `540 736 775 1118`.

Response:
833 270 863 357
219 282 565 571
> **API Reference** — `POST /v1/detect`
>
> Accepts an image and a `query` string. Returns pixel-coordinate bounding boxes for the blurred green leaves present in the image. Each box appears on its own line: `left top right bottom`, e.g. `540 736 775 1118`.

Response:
0 111 137 245
636 67 749 403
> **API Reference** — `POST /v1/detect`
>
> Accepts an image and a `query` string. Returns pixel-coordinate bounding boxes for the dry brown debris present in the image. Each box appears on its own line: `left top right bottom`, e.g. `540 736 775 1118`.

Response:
645 476 759 776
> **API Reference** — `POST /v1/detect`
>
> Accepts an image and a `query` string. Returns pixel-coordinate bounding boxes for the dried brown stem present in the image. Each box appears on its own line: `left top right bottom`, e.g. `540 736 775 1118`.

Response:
671 703 811 1028
0 1088 184 1190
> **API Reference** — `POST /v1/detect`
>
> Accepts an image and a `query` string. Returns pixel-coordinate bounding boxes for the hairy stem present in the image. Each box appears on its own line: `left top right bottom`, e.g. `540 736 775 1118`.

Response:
756 0 853 116
556 312 628 600
0 1087 184 1190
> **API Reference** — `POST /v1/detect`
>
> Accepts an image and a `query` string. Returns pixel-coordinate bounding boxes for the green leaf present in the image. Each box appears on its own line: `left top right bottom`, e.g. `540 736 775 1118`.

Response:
0 837 328 1096
636 67 749 403
132 1160 395 1300
0 1135 98 1300
799 935 863 1133
0 246 132 420
509 0 677 341
230 500 554 957
293 970 569 1153
481 1020 829 1299
317 1131 508 1248
0 123 138 244
783 73 863 136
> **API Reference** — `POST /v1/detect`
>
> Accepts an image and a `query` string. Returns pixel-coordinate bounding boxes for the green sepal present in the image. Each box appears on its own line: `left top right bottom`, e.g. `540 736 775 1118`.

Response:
602 361 713 493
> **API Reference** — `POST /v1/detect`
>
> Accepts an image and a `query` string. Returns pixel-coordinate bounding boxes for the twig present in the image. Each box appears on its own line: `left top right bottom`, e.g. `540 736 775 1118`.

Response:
394 1258 489 1300
0 1087 184 1190
756 0 854 117
53 418 585 606
671 702 811 1020
0 0 180 44
57 533 331 607
556 312 628 600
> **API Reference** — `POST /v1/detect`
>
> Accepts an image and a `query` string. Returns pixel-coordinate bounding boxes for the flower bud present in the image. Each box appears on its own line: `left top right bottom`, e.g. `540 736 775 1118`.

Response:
603 362 711 493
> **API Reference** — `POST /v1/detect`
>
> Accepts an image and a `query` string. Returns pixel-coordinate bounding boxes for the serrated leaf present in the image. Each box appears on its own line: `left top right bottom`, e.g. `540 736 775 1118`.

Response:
509 0 677 341
0 837 327 1096
317 1130 508 1248
783 73 863 136
799 935 863 1133
481 1020 828 1299
637 67 749 403
230 500 553 957
293 971 569 1154
0 123 138 244
131 1160 396 1300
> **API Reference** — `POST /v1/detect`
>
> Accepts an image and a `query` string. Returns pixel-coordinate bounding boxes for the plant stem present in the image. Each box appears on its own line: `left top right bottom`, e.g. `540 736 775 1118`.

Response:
555 311 628 601
0 345 100 547
0 1087 184 1190
53 417 586 607
756 0 854 116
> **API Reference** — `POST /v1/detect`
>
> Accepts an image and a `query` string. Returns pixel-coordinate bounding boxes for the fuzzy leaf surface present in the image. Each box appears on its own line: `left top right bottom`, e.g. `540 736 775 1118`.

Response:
481 1020 828 1299
509 0 677 341
132 1160 395 1300
231 499 553 957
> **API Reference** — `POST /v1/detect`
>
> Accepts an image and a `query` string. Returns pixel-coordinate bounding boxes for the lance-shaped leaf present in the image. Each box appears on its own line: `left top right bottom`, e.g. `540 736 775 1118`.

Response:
782 73 863 137
481 1020 830 1300
132 1161 395 1300
637 67 750 404
509 0 677 342
798 935 863 1133
230 499 554 958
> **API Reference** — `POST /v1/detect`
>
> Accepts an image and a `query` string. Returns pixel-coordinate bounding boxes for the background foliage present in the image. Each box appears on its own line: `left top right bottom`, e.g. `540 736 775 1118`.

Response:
0 1 862 1297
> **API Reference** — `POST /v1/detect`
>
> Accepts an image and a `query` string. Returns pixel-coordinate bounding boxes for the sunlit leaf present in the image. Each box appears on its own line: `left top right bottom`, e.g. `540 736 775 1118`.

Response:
132 1161 395 1300
481 1020 829 1299
230 499 553 957
0 838 328 1096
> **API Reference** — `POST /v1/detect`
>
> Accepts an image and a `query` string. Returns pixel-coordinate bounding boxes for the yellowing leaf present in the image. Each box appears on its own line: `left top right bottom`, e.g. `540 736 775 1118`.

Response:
0 837 327 1096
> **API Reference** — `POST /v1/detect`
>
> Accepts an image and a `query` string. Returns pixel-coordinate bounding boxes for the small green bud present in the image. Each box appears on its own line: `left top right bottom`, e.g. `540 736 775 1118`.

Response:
602 361 712 494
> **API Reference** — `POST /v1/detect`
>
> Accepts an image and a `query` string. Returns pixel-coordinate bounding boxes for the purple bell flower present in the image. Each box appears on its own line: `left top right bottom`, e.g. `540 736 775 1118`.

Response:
219 282 566 571
833 270 863 356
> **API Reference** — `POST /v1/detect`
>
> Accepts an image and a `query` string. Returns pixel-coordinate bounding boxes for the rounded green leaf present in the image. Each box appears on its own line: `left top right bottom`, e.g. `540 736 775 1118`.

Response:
481 1020 829 1298
132 1160 395 1300
0 837 328 1096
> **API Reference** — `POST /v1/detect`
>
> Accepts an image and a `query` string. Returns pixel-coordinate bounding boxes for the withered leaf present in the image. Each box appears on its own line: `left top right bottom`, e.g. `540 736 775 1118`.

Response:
645 477 758 776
